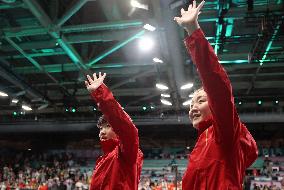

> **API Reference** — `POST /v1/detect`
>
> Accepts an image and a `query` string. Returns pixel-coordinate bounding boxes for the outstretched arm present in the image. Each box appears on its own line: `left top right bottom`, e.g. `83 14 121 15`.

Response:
175 1 240 145
85 73 139 164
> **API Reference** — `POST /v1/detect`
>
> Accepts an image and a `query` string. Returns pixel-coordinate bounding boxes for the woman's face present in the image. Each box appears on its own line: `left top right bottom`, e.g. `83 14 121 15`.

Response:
189 89 212 129
98 123 117 141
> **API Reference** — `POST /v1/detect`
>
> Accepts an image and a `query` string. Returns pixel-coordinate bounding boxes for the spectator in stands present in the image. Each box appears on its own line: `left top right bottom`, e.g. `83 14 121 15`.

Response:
85 72 143 190
174 1 258 189
264 185 270 190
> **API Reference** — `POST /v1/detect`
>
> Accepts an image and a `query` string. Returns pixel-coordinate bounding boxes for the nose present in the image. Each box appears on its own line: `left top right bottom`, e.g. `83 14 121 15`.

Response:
191 101 199 110
189 103 198 117
99 128 106 137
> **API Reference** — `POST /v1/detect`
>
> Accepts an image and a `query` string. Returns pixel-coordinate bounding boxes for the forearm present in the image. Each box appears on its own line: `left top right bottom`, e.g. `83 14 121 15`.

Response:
184 20 200 36
91 84 137 138
185 29 239 143
91 84 139 160
185 29 232 96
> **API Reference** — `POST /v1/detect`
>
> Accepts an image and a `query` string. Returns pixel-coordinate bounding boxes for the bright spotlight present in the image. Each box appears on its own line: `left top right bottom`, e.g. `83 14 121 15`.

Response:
181 83 193 90
22 104 32 111
182 99 192 106
12 99 19 104
189 93 194 98
130 0 149 10
131 0 140 7
143 24 156 31
153 57 163 63
161 99 172 106
0 91 8 97
138 36 154 51
161 93 171 98
156 83 169 90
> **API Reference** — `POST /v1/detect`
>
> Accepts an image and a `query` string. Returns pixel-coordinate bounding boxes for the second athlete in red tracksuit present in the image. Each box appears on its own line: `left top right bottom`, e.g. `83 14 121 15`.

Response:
90 84 143 190
182 29 258 189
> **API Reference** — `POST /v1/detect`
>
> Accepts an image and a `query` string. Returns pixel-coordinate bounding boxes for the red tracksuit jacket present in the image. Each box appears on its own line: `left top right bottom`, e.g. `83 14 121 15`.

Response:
182 29 258 189
90 84 143 190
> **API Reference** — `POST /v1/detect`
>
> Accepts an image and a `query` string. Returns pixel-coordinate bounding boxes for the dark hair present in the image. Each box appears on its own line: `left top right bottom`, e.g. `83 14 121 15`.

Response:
194 87 204 93
97 115 108 128
191 87 205 98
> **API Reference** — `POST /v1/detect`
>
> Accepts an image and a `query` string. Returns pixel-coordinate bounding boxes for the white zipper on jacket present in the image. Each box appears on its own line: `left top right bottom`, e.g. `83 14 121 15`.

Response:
205 129 208 146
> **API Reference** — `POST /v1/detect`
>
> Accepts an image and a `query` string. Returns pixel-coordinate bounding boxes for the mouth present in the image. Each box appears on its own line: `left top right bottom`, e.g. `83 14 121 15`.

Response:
192 114 201 120
100 136 107 141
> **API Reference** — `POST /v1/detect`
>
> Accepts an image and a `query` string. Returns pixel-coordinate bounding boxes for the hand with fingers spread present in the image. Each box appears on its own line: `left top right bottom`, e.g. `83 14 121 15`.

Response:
85 72 106 93
174 0 205 36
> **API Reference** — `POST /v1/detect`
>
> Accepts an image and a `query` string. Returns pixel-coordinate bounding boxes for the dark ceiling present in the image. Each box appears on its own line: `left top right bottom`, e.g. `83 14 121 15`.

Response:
0 0 283 125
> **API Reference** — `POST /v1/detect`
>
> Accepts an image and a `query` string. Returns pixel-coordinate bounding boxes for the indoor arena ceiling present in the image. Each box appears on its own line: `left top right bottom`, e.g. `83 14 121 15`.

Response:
0 0 283 123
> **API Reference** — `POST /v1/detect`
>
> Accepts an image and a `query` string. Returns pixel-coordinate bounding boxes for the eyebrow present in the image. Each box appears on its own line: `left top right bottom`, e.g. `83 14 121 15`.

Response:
190 95 207 107
98 124 110 128
196 95 207 100
192 95 206 102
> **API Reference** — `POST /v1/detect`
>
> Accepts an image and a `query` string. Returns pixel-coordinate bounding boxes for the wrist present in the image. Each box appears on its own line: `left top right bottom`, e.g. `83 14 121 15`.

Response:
184 21 200 36
89 87 99 94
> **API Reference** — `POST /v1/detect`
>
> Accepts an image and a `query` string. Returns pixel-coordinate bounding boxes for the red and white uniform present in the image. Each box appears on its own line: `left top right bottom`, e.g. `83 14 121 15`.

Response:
182 29 258 190
90 84 143 190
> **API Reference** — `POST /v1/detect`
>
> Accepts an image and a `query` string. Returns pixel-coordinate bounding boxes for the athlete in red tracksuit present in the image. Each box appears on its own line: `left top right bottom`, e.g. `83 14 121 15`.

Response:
174 1 258 189
85 72 143 190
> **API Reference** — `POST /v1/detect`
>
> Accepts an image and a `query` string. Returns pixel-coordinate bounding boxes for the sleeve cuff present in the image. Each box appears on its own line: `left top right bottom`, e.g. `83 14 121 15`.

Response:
90 83 107 102
184 28 204 49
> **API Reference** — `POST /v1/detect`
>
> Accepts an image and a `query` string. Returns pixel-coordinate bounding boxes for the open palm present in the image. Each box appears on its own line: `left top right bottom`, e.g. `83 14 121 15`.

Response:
85 72 106 92
174 0 205 27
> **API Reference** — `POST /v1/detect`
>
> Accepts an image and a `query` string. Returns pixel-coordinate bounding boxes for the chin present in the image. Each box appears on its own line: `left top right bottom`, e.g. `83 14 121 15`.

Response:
192 119 203 129
192 123 199 129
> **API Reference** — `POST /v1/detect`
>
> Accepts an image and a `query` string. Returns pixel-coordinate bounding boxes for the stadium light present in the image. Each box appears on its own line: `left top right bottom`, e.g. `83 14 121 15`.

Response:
161 99 172 106
153 57 163 63
138 36 154 51
161 93 170 98
143 24 156 31
182 99 192 106
156 83 169 90
130 0 149 10
181 83 193 90
22 104 32 111
0 91 8 97
12 98 19 104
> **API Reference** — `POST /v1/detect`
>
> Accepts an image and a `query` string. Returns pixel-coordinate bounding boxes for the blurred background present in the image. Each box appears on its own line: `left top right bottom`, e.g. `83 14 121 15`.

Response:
0 0 283 189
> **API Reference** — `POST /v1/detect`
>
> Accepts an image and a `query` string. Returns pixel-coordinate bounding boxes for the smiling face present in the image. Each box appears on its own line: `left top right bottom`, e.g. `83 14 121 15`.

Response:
189 89 212 129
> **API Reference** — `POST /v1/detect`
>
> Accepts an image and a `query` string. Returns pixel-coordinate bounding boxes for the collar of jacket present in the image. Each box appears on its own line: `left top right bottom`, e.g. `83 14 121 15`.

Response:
100 138 119 154
197 117 213 137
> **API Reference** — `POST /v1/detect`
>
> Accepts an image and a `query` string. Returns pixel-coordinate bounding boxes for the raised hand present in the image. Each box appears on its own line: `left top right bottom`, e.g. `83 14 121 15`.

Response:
85 72 106 93
174 0 205 35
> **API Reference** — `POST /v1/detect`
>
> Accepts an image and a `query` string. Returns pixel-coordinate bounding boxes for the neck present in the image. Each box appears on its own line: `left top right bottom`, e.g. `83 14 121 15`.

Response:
197 117 213 136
